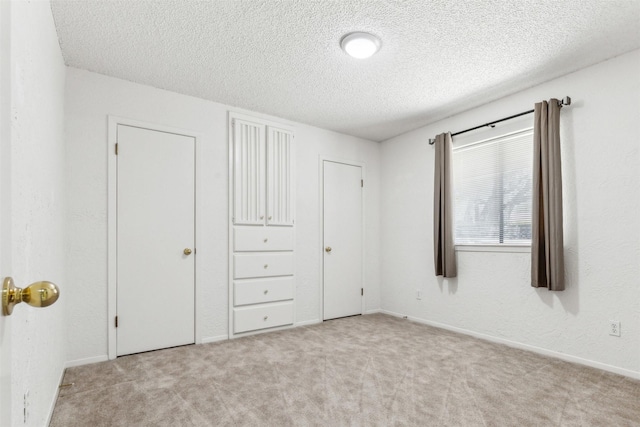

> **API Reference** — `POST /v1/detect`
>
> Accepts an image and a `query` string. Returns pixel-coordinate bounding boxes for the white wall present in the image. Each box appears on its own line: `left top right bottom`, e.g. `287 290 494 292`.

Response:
380 50 640 377
64 68 380 362
8 1 67 425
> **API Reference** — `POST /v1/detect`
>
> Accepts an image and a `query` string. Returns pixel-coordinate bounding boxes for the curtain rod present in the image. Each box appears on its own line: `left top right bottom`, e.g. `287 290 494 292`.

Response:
428 96 572 145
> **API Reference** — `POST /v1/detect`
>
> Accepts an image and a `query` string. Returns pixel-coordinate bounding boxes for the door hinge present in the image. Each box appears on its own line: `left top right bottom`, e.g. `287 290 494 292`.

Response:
115 143 118 155
361 288 364 296
115 316 118 328
361 179 363 187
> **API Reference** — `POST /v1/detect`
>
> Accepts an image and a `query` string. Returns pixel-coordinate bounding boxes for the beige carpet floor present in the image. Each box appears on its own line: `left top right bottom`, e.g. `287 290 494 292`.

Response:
50 314 640 426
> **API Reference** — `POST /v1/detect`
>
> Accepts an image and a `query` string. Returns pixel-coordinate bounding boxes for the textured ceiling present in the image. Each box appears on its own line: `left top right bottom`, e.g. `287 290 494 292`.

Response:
50 0 640 142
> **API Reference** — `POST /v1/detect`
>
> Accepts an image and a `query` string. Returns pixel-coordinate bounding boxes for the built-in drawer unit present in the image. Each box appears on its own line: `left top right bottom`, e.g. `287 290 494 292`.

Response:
233 301 294 333
229 112 295 338
233 253 293 279
234 277 294 306
234 227 294 252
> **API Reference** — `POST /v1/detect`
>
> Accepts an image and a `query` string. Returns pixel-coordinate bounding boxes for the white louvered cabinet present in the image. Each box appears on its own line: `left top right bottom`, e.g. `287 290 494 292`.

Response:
229 112 295 338
232 118 266 225
266 126 294 226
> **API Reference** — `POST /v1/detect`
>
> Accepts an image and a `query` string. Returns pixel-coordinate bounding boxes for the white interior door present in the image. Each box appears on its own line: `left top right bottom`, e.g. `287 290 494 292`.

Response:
0 156 9 427
0 1 12 423
117 125 195 356
323 161 363 320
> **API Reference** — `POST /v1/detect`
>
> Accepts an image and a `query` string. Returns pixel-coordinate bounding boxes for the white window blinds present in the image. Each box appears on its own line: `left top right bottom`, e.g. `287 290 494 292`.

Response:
453 129 533 245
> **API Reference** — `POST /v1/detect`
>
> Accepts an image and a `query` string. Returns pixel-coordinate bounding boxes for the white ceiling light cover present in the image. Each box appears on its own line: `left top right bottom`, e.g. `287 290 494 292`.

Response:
341 32 381 59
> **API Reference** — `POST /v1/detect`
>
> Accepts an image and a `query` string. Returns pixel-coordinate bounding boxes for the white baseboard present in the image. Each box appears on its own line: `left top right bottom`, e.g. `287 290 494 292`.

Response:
365 309 382 314
380 309 640 380
296 319 322 327
49 356 107 424
64 355 109 369
201 335 228 344
46 364 66 426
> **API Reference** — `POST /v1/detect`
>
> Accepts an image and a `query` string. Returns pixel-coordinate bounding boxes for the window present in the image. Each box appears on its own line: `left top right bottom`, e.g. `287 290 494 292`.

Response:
453 128 533 245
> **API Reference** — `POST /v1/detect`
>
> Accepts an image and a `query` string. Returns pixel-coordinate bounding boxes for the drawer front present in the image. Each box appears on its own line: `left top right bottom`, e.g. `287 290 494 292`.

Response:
234 302 294 333
234 227 294 252
234 253 293 279
234 277 294 306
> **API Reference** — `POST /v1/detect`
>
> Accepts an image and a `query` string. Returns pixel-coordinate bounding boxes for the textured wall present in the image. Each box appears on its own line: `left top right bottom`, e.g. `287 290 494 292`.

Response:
9 1 67 425
380 50 640 376
64 68 380 362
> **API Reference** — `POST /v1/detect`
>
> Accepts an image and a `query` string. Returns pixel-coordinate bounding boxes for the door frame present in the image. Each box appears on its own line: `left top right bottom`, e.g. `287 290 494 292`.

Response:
107 116 202 359
318 156 366 321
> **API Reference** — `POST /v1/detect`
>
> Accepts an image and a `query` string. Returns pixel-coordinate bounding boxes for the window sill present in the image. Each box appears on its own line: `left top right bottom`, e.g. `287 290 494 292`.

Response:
455 244 531 253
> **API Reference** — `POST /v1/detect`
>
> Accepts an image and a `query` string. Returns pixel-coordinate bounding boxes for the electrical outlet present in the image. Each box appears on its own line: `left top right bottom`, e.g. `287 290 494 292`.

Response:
23 390 29 423
416 290 422 300
609 320 621 337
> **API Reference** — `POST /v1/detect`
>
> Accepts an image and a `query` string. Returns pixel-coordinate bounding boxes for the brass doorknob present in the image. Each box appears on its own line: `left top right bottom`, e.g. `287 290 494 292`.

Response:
325 246 332 253
183 248 192 255
2 277 60 316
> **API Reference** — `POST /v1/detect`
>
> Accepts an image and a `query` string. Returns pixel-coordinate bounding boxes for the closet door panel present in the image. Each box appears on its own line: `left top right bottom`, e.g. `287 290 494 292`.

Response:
266 127 294 226
233 119 266 225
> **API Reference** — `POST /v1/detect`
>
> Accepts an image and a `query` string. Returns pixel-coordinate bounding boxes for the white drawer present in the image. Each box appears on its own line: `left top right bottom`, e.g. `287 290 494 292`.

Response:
234 227 293 252
234 277 294 306
234 301 294 333
234 253 293 279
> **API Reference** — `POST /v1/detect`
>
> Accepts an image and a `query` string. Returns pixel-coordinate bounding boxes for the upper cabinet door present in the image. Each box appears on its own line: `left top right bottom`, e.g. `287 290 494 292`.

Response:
233 119 266 225
266 127 294 226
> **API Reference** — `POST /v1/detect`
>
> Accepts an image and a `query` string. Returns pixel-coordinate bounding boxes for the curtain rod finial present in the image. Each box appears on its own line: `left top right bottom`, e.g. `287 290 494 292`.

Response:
429 138 435 145
562 96 571 106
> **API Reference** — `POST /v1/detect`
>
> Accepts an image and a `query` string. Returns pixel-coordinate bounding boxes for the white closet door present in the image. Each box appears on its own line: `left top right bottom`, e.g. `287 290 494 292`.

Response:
323 161 363 320
266 127 293 226
117 125 195 356
0 2 11 417
233 119 266 225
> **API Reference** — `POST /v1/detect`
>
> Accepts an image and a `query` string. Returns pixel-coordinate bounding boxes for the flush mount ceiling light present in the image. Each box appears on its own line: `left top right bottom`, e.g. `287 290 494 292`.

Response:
340 32 381 59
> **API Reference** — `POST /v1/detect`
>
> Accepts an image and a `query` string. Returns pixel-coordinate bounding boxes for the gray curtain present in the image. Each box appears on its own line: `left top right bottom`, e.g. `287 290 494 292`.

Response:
531 99 564 290
433 132 456 277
